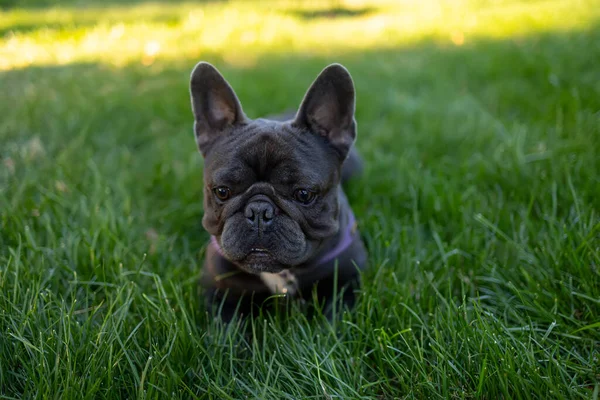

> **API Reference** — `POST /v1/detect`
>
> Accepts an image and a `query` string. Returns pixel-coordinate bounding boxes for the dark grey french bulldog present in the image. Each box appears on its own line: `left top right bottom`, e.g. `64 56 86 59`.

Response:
189 62 368 322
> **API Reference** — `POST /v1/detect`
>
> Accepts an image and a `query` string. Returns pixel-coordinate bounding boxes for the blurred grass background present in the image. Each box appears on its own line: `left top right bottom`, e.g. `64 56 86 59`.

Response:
1 0 599 398
2 0 599 69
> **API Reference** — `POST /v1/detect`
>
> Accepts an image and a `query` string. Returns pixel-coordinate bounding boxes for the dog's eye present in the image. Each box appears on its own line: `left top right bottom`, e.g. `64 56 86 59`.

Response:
293 189 316 204
213 186 231 201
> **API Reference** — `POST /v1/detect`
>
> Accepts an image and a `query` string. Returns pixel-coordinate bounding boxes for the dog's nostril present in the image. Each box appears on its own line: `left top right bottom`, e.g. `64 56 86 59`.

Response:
245 206 256 222
263 206 274 221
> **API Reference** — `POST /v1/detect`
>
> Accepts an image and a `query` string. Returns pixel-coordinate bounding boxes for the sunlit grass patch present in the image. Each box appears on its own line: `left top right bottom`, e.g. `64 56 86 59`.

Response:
1 0 599 69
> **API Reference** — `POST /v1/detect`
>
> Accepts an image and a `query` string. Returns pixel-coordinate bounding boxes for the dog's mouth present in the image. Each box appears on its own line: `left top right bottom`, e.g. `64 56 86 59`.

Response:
236 247 287 273
244 247 274 263
249 247 270 254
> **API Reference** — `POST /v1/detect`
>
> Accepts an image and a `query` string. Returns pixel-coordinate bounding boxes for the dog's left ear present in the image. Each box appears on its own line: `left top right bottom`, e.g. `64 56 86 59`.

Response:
190 62 247 156
293 64 357 160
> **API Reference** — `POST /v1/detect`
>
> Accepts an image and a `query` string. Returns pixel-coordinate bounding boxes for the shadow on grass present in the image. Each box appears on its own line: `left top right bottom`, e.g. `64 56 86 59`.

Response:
287 6 377 20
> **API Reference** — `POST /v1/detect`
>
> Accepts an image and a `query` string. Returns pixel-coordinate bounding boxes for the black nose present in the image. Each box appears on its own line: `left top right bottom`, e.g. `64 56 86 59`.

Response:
245 201 274 227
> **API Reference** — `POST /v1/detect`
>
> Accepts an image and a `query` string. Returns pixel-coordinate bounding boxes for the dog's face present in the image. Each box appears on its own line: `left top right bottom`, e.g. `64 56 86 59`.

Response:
190 62 357 274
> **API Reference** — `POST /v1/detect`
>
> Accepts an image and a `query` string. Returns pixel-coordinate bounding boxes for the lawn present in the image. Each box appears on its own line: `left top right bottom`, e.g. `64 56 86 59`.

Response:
1 0 599 398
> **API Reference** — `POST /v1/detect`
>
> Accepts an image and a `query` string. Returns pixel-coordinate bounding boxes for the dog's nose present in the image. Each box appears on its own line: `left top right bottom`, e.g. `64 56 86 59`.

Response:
245 201 274 227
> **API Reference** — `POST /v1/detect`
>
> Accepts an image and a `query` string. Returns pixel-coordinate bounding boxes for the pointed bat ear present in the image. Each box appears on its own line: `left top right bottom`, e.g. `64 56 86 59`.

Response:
189 62 247 156
293 63 357 160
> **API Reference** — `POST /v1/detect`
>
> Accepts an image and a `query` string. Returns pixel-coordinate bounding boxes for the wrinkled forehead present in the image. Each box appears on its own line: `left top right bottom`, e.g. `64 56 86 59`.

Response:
205 120 337 184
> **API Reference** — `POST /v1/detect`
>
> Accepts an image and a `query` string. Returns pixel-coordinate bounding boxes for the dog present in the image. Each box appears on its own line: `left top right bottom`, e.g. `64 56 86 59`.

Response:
189 62 368 322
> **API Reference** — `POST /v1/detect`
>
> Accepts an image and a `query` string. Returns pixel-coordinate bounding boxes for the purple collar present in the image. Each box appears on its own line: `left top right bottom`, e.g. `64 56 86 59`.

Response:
210 211 356 267
313 211 356 265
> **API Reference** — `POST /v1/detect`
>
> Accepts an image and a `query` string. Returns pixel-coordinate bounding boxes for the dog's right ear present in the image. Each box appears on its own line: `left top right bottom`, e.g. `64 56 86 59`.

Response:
190 62 247 156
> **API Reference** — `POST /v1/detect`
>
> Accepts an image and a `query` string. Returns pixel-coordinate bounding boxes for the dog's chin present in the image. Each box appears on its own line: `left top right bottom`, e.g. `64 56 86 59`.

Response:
235 252 286 274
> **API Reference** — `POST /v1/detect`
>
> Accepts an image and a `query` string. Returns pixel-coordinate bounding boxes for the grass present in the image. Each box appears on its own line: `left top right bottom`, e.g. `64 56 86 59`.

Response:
0 0 599 398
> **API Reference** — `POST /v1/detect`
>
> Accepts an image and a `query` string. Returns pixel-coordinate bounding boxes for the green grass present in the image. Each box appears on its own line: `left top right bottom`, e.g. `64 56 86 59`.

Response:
1 0 599 398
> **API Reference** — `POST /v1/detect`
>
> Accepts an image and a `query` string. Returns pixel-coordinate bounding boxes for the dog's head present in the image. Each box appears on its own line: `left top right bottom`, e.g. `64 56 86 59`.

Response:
190 62 356 274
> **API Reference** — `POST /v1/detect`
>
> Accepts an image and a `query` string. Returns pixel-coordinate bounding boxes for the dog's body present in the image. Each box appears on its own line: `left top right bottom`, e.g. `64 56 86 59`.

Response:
189 63 367 321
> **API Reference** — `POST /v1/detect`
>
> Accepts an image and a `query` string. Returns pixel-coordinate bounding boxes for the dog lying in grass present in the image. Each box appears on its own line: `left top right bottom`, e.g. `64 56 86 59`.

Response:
189 62 367 321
